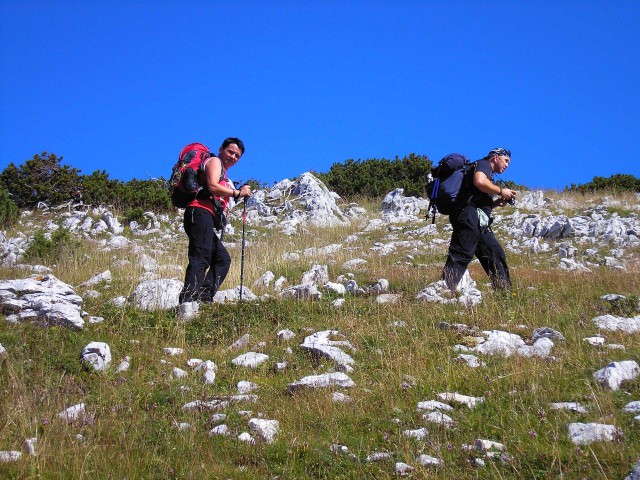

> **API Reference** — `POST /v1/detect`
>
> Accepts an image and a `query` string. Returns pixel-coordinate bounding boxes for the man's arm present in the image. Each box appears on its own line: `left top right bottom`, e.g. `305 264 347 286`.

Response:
473 171 516 207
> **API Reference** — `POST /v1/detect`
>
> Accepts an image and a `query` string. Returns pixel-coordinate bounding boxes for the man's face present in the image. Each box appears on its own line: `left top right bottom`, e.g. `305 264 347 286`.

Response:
494 155 511 174
219 143 243 167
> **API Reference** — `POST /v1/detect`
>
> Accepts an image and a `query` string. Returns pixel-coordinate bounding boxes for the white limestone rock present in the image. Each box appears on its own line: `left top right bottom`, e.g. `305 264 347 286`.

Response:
277 329 296 340
81 341 111 371
592 314 640 333
0 451 22 463
58 403 86 423
594 360 640 390
436 392 484 409
301 264 329 286
623 401 640 413
395 461 415 476
248 418 279 443
568 422 622 445
287 372 355 393
132 278 183 310
550 402 588 414
0 275 85 330
422 411 455 427
417 454 442 467
300 330 355 372
232 352 269 368
78 270 112 288
416 400 454 412
237 381 259 394
402 427 428 440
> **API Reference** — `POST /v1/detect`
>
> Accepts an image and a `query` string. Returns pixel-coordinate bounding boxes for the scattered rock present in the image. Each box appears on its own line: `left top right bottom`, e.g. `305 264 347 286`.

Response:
568 422 622 445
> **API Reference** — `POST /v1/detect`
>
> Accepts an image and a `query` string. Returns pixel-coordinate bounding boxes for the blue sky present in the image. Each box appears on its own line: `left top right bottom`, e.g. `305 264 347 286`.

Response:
1 1 639 191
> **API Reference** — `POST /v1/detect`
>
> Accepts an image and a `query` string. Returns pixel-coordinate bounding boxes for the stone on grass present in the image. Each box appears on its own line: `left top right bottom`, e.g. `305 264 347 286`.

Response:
455 354 486 368
395 462 415 476
58 403 86 423
24 438 37 456
593 360 640 390
568 422 622 445
163 347 184 356
623 401 640 413
416 400 453 412
81 342 111 371
0 451 22 463
417 454 442 466
209 425 229 436
332 392 352 403
550 402 588 414
248 418 279 443
366 452 392 462
172 367 188 379
592 314 640 333
375 293 401 304
237 381 259 394
422 411 455 427
79 270 112 287
476 439 505 452
300 330 355 372
178 301 199 321
402 427 428 440
115 356 131 373
132 278 182 311
232 352 269 368
237 432 255 444
287 372 355 393
277 329 296 340
532 327 565 342
229 334 250 350
437 392 484 409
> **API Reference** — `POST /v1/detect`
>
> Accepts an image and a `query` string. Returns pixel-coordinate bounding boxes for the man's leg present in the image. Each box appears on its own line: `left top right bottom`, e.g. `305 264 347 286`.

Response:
476 229 511 289
442 206 481 290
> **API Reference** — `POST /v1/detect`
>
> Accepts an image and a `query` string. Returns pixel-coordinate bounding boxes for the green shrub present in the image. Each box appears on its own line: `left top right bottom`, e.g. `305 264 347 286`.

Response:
24 228 82 264
0 152 82 208
0 186 20 228
80 169 123 206
123 207 146 224
316 153 432 198
115 178 172 213
567 173 640 193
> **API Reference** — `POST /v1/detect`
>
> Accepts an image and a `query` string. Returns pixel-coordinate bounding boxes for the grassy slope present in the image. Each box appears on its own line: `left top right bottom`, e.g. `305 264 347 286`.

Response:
0 191 639 479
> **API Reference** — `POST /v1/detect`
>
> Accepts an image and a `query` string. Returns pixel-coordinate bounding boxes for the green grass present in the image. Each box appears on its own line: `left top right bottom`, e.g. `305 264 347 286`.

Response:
1 194 640 479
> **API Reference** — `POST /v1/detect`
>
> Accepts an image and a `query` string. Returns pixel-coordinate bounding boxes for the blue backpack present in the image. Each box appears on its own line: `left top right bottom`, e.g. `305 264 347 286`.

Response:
426 153 475 223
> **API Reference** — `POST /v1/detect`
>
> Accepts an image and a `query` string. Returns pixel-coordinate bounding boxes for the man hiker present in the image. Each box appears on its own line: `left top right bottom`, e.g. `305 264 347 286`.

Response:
179 137 252 304
442 147 517 291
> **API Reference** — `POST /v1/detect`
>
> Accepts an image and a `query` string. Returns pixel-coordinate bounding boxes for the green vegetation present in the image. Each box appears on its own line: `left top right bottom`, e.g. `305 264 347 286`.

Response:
316 153 432 198
0 152 171 213
567 173 640 193
0 186 20 228
23 227 83 265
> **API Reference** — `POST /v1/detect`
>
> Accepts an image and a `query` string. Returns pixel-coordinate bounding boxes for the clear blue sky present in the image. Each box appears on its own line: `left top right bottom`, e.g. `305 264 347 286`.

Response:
1 1 639 190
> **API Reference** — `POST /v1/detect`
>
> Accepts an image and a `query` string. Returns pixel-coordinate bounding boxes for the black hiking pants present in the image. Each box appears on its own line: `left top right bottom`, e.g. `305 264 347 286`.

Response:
179 206 231 303
442 204 511 290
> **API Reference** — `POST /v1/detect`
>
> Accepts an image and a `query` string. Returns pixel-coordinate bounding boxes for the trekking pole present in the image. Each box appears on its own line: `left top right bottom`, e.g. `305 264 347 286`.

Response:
239 198 247 302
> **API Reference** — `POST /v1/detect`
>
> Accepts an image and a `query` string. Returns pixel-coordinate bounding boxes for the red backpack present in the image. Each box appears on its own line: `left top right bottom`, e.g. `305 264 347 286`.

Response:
168 143 212 208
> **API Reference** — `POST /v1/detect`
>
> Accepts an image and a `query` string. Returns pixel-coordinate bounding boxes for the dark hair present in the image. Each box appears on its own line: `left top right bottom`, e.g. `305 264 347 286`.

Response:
221 137 245 154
